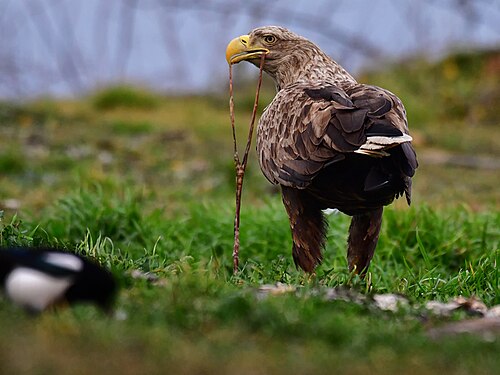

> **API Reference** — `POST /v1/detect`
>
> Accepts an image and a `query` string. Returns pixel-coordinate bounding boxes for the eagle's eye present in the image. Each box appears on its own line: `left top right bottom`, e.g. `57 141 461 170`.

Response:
263 35 277 45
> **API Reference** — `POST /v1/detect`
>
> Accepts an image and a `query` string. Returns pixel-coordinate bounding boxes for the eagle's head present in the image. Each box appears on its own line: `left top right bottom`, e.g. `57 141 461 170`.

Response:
226 26 355 88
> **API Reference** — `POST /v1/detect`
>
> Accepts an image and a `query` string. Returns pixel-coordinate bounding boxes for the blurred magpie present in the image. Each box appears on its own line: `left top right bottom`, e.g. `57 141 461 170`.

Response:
0 247 116 313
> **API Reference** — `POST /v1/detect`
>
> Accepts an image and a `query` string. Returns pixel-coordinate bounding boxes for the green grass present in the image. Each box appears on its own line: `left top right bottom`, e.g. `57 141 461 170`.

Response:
1 53 499 213
2 187 498 301
92 85 160 110
0 187 498 374
0 49 499 374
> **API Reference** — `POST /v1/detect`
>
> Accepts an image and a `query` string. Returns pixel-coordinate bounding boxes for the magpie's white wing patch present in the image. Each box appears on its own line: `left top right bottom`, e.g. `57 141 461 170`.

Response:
5 267 73 312
43 252 84 272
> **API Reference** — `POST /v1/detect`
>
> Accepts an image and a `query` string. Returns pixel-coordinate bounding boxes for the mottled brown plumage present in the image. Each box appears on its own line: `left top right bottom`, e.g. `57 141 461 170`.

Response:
226 26 417 274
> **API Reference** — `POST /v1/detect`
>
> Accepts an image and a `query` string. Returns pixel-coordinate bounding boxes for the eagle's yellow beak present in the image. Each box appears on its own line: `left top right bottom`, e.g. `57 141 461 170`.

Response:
226 35 269 65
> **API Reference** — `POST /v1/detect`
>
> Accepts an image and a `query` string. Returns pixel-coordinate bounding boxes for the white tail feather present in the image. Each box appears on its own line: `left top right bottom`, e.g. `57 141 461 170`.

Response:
357 134 413 151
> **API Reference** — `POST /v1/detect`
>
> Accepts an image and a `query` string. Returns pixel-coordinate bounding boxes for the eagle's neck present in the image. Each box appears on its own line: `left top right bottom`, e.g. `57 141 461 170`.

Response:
269 45 357 91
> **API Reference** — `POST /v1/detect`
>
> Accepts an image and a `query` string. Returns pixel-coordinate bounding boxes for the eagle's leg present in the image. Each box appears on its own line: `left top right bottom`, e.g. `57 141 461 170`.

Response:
281 186 327 273
347 207 383 275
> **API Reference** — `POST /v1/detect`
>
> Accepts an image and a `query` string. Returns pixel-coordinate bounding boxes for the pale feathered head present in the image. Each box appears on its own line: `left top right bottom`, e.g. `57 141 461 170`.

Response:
226 26 355 88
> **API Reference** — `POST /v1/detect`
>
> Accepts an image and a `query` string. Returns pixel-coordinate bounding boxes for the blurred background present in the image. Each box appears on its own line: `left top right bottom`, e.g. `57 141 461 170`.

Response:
0 0 499 214
1 0 499 97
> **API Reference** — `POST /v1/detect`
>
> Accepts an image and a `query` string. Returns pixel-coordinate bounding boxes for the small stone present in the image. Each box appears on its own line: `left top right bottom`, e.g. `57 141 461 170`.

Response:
452 296 488 316
114 309 128 321
486 305 500 318
130 269 160 282
373 293 409 312
2 199 21 210
258 283 296 295
425 300 460 316
324 287 365 304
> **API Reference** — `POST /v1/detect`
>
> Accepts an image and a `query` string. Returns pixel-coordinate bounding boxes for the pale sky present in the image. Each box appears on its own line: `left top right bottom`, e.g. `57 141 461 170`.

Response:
1 0 499 98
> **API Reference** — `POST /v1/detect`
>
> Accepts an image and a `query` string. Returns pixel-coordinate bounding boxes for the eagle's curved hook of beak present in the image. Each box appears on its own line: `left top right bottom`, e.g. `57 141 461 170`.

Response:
226 35 269 65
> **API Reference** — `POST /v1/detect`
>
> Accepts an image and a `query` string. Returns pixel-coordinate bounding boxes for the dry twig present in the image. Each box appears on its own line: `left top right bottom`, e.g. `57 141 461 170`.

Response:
229 54 266 274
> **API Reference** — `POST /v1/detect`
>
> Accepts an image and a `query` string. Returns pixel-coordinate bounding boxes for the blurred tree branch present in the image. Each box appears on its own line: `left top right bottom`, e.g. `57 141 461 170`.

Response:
0 0 498 98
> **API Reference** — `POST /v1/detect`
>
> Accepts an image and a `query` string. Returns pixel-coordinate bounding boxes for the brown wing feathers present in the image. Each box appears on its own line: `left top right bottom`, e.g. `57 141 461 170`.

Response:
306 84 408 151
261 83 417 191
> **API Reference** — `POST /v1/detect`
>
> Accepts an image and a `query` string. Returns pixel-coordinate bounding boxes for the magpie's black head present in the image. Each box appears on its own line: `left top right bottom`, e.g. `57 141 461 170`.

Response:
65 259 117 312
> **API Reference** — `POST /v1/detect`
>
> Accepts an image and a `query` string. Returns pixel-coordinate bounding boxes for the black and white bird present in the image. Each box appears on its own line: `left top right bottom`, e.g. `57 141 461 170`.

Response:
0 247 117 313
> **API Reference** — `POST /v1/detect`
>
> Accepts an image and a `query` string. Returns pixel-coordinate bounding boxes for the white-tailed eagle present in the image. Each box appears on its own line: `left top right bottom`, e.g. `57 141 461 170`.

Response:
226 26 417 274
